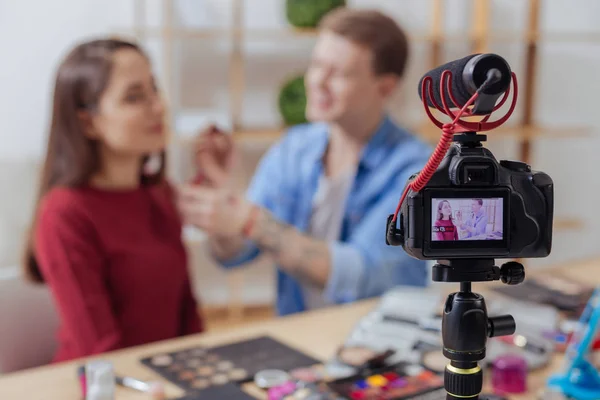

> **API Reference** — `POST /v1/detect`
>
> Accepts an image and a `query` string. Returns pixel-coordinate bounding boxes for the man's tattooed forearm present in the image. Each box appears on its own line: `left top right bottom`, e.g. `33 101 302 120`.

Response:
296 242 329 287
254 210 289 256
252 209 330 288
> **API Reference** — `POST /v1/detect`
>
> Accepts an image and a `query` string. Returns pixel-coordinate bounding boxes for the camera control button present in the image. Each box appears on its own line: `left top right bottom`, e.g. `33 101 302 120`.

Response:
500 160 530 172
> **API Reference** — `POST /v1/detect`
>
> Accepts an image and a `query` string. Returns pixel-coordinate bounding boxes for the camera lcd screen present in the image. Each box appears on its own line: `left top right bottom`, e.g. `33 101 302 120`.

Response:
431 198 503 241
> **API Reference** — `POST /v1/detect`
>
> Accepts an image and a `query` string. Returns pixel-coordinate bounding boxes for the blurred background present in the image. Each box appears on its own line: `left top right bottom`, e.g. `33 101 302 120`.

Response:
1 0 599 324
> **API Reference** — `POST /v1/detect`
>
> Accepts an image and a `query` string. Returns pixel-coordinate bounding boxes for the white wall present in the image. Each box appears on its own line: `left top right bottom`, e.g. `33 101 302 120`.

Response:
1 0 600 304
0 0 133 161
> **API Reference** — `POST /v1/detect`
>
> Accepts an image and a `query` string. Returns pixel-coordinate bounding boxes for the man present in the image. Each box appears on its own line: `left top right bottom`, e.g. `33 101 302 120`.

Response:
177 8 431 316
460 199 488 238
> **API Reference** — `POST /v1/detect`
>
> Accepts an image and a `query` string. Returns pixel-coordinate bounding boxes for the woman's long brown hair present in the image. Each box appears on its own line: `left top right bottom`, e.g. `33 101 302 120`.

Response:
23 38 166 283
437 200 452 221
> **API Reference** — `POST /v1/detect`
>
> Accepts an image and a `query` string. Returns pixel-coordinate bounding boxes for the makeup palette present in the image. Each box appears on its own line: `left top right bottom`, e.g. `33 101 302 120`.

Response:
140 336 321 396
326 362 445 400
492 274 594 318
340 287 444 367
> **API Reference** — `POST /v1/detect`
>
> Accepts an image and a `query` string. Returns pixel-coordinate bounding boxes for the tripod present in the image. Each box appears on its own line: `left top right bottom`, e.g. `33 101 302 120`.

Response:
433 259 525 400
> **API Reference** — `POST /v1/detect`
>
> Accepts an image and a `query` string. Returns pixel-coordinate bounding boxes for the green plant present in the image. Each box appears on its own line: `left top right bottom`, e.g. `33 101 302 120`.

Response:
278 75 308 126
286 0 347 28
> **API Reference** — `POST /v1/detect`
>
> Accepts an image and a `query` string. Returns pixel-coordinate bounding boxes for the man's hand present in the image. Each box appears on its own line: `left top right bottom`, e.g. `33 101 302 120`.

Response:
455 211 462 225
193 125 237 188
181 126 332 287
176 185 252 239
182 125 247 262
177 183 332 288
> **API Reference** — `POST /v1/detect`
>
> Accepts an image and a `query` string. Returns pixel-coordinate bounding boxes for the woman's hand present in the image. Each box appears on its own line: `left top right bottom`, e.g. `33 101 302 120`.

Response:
192 124 238 188
176 184 253 238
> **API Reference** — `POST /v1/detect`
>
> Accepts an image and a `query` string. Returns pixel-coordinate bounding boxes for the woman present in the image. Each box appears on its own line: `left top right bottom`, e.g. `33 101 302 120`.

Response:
23 38 203 363
434 200 458 240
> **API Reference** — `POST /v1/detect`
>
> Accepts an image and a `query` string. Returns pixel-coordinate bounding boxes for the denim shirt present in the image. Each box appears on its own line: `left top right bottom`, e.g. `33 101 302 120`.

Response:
462 209 488 238
220 115 432 316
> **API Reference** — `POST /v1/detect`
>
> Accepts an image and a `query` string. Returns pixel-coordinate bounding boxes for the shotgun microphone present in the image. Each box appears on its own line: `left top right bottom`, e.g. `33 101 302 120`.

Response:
418 53 512 115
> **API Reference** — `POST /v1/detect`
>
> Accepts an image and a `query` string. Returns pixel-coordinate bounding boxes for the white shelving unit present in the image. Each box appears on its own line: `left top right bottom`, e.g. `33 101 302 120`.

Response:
119 0 595 317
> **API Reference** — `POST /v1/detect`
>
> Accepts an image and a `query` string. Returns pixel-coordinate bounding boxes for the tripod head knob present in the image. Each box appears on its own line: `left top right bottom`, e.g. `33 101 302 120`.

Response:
488 315 516 338
500 261 525 285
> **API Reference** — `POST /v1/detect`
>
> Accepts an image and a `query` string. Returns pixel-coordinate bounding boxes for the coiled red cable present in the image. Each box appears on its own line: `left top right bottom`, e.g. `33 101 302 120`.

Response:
390 91 480 223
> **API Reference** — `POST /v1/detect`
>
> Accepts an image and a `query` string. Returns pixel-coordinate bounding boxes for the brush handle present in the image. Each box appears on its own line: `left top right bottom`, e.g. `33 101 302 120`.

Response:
116 375 152 392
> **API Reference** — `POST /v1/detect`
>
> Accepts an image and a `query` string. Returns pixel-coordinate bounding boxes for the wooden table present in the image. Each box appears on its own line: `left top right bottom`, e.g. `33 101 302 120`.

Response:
1 257 599 400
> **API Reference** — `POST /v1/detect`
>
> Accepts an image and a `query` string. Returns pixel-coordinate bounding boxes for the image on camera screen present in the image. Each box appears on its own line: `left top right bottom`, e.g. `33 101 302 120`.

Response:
432 198 503 241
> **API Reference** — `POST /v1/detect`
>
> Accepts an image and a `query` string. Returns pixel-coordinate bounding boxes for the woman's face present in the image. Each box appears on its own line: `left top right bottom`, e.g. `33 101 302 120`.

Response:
441 201 452 218
87 48 167 155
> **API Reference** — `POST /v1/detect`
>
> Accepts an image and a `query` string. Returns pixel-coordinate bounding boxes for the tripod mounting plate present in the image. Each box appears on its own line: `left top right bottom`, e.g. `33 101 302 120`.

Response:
433 259 525 284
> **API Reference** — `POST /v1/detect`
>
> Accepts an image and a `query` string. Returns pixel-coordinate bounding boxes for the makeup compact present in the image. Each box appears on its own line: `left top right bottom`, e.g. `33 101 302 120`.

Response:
288 364 327 383
254 369 291 389
323 359 362 380
336 345 396 370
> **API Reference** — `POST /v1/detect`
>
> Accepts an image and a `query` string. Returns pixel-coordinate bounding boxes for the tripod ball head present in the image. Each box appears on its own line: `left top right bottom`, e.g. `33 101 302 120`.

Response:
441 277 517 400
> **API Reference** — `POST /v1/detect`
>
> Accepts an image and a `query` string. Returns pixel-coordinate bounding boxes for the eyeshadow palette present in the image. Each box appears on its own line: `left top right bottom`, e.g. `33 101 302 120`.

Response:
326 362 445 400
140 335 321 396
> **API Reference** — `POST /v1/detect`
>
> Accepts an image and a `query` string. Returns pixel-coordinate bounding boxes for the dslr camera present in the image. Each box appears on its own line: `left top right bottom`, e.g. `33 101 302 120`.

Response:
384 53 555 400
386 53 553 262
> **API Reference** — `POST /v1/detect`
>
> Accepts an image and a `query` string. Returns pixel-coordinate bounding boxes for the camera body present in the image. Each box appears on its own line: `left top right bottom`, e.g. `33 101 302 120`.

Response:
388 133 553 260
